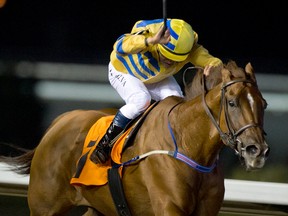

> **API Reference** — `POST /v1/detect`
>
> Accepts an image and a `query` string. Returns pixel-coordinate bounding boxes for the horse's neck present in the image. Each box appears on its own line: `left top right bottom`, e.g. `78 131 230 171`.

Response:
169 86 223 166
122 96 184 159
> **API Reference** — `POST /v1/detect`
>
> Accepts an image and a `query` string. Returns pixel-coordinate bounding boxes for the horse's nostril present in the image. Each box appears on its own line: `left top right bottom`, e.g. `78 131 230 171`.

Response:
246 145 258 155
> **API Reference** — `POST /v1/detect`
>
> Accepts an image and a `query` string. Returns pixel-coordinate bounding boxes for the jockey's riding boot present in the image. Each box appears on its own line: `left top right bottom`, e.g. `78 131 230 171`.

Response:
90 111 131 164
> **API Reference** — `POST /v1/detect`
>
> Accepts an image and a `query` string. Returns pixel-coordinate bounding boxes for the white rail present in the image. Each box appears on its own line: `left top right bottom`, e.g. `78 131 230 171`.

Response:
224 179 288 205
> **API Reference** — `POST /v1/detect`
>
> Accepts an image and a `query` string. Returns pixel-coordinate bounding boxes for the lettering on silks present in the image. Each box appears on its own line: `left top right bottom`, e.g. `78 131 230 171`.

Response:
115 74 126 87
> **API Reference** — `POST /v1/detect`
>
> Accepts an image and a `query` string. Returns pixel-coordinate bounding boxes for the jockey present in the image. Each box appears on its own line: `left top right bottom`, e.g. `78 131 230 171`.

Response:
90 18 222 164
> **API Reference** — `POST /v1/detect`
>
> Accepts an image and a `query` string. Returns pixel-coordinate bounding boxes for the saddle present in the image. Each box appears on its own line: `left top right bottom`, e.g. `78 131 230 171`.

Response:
70 101 159 187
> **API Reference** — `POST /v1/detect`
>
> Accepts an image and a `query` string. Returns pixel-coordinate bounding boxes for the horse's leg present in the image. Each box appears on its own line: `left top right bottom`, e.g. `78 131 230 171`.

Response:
193 168 225 216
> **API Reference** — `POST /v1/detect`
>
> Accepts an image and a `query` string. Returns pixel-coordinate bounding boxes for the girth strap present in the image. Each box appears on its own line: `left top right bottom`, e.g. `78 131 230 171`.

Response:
107 101 160 216
108 168 132 216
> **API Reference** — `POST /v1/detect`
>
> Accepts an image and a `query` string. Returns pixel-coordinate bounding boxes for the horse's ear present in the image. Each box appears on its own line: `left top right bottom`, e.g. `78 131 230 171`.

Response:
221 67 232 82
245 62 256 83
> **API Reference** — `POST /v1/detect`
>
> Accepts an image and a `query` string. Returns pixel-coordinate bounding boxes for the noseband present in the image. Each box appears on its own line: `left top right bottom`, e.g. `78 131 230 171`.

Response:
201 73 263 157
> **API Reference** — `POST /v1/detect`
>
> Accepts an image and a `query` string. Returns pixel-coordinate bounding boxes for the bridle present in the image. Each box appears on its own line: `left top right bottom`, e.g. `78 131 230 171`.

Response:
199 71 264 158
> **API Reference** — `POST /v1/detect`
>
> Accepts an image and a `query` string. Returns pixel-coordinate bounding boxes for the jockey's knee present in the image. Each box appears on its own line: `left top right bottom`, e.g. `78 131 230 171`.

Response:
134 92 151 112
121 92 151 119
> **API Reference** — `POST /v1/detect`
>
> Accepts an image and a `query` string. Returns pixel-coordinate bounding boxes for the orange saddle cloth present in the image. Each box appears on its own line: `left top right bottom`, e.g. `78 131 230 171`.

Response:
70 115 133 186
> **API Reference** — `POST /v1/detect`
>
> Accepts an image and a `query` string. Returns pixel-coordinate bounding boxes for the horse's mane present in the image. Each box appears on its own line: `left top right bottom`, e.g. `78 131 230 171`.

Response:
184 60 247 100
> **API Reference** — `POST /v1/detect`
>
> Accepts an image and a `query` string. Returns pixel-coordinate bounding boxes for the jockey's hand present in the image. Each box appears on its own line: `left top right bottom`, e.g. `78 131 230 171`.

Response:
204 64 223 76
146 26 170 46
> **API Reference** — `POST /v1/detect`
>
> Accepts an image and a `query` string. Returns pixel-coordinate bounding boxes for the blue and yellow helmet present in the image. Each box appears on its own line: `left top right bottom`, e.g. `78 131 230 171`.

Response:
158 19 194 62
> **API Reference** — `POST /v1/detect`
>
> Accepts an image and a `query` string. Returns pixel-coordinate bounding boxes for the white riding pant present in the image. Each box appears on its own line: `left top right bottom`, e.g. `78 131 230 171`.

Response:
108 62 183 119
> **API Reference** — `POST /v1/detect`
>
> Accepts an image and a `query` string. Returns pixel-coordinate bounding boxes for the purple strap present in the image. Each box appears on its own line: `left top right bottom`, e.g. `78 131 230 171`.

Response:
168 121 216 173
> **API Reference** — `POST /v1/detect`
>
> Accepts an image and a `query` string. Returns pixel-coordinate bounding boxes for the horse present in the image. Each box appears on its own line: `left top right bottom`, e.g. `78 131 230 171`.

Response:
0 60 269 216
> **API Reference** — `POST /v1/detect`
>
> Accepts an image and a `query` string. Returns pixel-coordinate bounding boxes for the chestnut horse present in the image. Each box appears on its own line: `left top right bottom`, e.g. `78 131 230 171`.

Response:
0 61 269 216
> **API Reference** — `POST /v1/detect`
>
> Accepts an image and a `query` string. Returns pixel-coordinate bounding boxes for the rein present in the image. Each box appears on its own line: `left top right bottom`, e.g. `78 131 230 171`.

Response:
201 73 262 157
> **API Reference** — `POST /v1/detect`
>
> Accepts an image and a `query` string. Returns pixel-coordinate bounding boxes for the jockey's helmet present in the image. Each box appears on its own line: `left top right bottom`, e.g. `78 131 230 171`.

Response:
158 19 194 62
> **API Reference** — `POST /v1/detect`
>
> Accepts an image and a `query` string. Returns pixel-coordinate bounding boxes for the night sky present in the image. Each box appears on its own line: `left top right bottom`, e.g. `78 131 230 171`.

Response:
0 0 288 74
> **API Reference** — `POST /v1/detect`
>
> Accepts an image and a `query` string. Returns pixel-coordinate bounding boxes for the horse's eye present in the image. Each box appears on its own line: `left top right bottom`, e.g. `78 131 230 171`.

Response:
228 100 236 107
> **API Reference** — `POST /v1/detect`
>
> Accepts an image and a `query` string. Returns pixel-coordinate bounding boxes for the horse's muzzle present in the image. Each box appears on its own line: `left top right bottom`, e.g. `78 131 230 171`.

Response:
240 143 270 171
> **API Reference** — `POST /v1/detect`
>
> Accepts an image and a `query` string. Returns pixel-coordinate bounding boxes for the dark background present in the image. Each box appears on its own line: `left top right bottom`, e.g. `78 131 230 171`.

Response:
0 1 288 155
0 0 288 74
